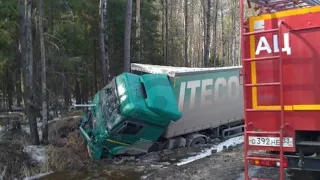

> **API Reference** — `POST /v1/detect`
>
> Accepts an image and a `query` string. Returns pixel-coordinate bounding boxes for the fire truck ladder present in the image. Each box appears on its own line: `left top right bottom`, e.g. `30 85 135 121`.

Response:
242 20 286 180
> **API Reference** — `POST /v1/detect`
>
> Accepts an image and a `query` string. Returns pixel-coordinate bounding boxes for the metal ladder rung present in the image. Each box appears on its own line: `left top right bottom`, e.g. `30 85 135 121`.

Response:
241 12 286 180
245 82 280 87
246 109 281 112
246 156 281 162
243 56 280 62
243 28 279 36
246 131 280 135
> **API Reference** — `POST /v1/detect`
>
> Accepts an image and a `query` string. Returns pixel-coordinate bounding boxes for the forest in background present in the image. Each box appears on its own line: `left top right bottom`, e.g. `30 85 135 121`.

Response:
0 0 255 145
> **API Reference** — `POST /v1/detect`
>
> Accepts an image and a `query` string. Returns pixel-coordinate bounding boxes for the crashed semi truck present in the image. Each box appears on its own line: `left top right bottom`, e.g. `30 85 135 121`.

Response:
79 63 243 159
240 0 320 179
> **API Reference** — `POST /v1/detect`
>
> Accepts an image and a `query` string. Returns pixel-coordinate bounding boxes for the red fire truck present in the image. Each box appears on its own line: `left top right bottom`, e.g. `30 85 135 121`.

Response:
240 0 320 179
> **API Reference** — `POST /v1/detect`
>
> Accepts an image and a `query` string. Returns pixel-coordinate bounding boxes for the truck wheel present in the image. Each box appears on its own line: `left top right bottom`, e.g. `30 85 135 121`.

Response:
190 137 206 147
286 169 320 180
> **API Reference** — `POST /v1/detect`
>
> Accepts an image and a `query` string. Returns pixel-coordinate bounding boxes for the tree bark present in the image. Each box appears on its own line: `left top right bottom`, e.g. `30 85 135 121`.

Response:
16 68 22 107
38 0 48 144
220 0 224 65
203 0 211 67
161 0 165 64
24 0 40 145
6 70 13 111
136 0 141 62
19 0 26 99
184 0 188 67
75 79 81 104
201 0 206 67
123 0 133 72
213 0 218 67
81 78 89 104
165 0 168 65
99 0 109 86
231 0 236 66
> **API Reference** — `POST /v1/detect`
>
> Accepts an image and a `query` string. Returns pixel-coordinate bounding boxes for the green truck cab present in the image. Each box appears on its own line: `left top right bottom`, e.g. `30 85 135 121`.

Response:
79 72 182 159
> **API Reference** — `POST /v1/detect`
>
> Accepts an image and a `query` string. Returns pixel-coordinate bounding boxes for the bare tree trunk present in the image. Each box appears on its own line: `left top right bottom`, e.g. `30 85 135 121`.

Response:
189 1 194 67
104 0 110 82
99 0 109 85
201 0 206 67
136 0 141 62
6 70 13 111
75 79 81 104
124 0 132 72
231 0 236 66
25 0 40 145
199 4 203 67
203 0 211 67
220 0 225 66
16 68 22 107
212 0 218 67
165 0 168 65
161 0 165 64
38 0 48 144
184 0 188 67
19 0 26 100
81 78 89 104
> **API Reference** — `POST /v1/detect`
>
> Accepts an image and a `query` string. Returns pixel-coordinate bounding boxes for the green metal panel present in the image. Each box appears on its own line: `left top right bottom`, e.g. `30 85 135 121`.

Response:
140 74 182 121
115 73 180 128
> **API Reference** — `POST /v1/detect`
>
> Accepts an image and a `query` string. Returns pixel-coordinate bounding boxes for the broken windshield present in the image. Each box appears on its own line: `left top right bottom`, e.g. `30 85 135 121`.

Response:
99 78 125 131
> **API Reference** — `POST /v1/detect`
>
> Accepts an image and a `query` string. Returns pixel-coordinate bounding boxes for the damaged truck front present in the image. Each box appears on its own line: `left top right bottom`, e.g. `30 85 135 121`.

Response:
79 73 182 159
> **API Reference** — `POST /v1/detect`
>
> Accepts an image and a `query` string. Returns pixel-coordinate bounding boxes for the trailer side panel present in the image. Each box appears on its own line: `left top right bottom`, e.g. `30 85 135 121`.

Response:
163 67 243 138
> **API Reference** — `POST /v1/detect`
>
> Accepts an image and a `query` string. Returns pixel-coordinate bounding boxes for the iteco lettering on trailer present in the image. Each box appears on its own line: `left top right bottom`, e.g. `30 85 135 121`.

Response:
178 76 241 110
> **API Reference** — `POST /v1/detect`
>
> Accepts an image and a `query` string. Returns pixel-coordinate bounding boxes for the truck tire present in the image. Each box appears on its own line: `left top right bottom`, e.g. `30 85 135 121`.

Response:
190 137 206 147
286 169 320 180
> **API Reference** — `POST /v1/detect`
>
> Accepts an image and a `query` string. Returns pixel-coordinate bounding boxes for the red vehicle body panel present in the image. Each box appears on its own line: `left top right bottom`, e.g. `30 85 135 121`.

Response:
244 6 320 152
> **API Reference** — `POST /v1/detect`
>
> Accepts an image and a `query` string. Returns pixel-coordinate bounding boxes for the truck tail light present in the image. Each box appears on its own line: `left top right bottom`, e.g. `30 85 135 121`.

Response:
249 157 288 168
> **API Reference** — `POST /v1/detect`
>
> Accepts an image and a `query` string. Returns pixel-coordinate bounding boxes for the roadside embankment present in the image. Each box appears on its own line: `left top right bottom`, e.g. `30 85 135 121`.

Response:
0 112 92 180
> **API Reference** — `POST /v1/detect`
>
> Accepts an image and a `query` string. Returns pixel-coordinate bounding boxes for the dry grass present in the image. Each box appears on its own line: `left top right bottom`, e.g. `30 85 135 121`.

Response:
45 115 91 171
0 114 91 179
61 110 83 118
4 130 31 145
0 141 40 180
48 116 81 144
45 130 90 171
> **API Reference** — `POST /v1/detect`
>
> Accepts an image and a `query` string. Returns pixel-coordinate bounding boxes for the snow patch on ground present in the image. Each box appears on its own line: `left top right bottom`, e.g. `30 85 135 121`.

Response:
215 136 244 153
23 145 46 164
176 136 244 166
0 125 4 137
0 125 9 137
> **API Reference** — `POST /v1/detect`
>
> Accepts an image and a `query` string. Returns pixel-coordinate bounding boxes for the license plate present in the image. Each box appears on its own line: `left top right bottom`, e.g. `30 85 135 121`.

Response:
248 136 294 147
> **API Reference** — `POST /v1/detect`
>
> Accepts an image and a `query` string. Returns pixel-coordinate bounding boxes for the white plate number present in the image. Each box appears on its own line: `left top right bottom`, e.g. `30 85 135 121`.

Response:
248 136 293 147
